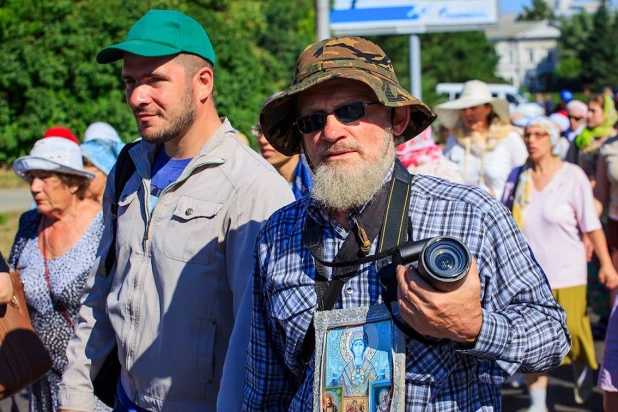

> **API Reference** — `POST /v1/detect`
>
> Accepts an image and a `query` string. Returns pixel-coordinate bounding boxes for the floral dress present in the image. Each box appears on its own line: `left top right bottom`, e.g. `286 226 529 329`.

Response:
9 209 108 412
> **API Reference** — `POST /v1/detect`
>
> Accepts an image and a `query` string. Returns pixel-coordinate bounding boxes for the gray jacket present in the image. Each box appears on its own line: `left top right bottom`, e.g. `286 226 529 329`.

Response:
59 120 294 411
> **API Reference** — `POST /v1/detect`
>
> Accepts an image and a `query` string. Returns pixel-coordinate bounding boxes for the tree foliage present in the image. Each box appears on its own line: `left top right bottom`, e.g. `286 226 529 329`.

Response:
518 0 556 22
0 1 500 165
372 31 503 106
0 0 314 164
555 0 618 91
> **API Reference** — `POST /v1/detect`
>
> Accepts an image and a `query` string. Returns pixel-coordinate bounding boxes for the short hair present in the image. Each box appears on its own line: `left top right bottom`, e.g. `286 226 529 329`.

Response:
176 53 212 79
588 93 605 109
55 171 90 200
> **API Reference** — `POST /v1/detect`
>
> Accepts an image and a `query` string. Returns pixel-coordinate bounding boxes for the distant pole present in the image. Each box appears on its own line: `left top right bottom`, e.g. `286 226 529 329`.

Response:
409 34 422 100
316 0 330 41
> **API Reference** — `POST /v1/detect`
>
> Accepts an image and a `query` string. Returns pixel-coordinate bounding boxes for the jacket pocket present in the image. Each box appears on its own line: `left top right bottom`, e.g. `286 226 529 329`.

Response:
162 195 224 263
116 190 138 248
195 318 216 389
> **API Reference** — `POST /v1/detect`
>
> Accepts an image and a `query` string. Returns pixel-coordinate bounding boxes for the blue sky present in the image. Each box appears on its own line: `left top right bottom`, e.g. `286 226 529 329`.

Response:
500 0 532 14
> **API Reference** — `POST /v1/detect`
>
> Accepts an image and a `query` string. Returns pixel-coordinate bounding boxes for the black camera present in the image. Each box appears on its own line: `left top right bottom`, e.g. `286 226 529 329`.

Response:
392 236 471 292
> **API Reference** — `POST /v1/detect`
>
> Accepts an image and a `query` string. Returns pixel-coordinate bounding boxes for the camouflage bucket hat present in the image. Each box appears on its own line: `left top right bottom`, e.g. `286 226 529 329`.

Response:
260 37 437 156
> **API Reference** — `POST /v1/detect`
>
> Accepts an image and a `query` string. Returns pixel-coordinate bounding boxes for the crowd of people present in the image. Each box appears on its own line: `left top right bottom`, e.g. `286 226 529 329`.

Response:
0 8 617 412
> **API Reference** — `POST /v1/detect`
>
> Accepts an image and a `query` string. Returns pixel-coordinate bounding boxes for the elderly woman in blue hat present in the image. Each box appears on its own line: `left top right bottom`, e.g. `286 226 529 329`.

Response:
80 122 125 203
5 136 109 411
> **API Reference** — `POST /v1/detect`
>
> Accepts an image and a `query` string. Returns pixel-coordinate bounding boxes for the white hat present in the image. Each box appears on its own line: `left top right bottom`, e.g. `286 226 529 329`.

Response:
13 137 95 181
549 113 570 133
83 122 122 143
434 80 510 129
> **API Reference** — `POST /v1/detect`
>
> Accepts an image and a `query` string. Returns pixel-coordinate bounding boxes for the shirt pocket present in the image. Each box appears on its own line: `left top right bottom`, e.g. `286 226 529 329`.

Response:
116 190 138 249
162 195 225 264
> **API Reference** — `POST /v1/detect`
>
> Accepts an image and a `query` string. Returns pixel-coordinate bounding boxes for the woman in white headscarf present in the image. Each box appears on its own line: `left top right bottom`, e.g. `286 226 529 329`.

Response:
437 80 528 199
506 116 618 411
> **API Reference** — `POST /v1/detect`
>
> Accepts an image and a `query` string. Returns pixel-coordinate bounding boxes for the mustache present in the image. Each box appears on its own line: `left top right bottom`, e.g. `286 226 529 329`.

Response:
317 140 364 159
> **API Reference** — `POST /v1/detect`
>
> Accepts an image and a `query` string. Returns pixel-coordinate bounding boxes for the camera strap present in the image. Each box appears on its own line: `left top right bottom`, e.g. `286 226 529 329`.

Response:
299 159 416 376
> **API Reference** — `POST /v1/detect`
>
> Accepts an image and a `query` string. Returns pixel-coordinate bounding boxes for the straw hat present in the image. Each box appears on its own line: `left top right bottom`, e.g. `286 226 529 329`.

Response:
434 80 510 129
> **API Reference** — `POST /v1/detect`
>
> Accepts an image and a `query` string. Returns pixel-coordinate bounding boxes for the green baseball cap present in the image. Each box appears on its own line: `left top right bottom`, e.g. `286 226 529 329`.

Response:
96 9 216 65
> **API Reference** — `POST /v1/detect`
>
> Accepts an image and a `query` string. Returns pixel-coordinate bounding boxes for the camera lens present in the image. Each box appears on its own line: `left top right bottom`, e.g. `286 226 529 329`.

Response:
424 238 469 280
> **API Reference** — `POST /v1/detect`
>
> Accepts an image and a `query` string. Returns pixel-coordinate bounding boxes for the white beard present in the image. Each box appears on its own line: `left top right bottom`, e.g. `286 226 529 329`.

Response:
309 128 395 211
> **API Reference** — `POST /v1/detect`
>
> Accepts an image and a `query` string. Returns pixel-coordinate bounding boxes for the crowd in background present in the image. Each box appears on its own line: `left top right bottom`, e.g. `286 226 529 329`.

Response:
2 26 618 410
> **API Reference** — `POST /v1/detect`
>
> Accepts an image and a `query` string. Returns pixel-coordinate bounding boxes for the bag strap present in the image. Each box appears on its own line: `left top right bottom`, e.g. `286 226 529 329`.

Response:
102 141 139 279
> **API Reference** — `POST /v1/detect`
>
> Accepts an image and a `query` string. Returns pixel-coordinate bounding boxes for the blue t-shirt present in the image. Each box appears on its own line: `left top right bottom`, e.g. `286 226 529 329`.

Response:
149 149 192 213
117 381 149 412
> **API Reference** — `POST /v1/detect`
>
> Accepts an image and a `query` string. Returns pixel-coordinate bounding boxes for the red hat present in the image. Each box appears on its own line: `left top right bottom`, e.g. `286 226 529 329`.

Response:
43 126 78 144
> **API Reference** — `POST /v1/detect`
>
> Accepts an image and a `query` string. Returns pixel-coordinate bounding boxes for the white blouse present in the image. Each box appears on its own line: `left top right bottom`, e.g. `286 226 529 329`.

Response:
444 131 528 199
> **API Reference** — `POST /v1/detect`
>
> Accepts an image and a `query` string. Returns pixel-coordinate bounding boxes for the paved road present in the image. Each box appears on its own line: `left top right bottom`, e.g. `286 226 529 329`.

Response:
0 188 31 213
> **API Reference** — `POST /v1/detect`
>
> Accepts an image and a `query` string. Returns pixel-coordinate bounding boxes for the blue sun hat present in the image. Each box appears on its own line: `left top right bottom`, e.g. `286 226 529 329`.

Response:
80 138 125 176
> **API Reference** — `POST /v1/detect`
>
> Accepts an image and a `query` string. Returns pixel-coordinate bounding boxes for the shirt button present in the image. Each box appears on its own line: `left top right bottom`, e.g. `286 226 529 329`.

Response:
185 208 194 216
345 287 354 296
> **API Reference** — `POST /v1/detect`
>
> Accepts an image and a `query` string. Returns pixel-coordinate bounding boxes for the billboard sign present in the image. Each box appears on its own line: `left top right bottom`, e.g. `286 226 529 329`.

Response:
330 0 499 36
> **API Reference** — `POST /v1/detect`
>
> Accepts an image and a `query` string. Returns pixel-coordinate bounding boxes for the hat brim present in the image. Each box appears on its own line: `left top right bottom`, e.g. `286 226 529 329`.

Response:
97 40 181 64
260 68 437 156
13 156 95 181
434 97 510 130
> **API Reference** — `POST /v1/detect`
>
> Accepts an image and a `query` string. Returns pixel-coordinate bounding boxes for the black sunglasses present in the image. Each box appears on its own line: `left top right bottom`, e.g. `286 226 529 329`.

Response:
295 101 380 134
568 115 583 121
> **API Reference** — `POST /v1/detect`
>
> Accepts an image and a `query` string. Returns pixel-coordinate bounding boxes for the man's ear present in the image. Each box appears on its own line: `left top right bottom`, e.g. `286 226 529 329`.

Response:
392 106 410 136
195 66 215 102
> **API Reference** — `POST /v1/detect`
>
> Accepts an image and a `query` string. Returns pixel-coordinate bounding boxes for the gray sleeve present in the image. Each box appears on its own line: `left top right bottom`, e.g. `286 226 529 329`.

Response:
217 170 294 412
58 167 119 411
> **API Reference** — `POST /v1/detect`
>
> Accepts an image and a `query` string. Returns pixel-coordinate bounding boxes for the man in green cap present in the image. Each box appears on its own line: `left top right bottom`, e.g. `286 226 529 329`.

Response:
58 9 293 412
244 37 570 410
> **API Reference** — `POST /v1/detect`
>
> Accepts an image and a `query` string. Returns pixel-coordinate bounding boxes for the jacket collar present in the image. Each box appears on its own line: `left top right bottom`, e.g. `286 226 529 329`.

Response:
128 118 234 179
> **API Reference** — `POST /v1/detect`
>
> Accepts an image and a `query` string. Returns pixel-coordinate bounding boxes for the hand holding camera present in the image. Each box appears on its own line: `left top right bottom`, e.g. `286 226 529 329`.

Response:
395 255 483 346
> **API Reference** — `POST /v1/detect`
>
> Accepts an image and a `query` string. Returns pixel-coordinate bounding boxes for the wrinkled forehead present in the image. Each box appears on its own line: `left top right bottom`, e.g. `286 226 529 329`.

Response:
296 78 377 113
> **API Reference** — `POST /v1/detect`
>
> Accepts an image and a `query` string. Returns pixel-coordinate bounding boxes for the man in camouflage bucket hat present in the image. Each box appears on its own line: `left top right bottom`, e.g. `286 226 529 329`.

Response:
244 37 569 410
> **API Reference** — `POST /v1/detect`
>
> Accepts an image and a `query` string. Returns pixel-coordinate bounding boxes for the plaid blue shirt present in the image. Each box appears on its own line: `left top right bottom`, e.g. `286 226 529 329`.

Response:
243 171 570 411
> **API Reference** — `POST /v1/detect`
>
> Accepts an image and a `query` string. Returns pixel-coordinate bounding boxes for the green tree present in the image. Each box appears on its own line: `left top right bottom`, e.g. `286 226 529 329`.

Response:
518 0 556 22
555 12 592 83
371 31 503 107
580 0 615 89
0 0 314 164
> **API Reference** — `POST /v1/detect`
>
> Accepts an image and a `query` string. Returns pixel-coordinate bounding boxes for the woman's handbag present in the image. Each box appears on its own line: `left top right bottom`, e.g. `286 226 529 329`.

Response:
0 252 52 399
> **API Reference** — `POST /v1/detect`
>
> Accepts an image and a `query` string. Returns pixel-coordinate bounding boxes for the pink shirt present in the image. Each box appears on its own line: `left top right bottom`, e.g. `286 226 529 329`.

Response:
521 163 601 290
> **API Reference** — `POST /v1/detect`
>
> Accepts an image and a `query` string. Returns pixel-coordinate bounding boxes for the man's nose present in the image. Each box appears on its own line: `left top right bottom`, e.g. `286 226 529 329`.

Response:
321 113 346 142
127 84 151 108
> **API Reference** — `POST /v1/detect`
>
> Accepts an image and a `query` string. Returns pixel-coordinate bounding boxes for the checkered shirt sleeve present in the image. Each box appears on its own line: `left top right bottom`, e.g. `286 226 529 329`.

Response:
243 174 570 411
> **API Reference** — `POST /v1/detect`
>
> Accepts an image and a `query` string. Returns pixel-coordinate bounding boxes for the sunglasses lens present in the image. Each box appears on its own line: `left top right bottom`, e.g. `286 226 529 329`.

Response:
297 113 325 134
335 102 366 123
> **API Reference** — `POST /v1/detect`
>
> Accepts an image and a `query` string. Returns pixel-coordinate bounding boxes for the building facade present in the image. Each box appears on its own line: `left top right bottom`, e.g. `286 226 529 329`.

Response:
486 14 561 92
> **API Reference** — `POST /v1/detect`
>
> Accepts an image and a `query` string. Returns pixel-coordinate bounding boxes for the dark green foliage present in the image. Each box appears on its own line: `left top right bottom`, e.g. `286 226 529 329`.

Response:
556 0 618 91
0 0 499 163
0 0 314 163
370 31 503 106
518 0 556 22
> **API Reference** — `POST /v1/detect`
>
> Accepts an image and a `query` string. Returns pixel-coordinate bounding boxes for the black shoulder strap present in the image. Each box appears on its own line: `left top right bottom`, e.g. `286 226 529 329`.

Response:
378 159 413 253
102 141 139 278
298 160 414 374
